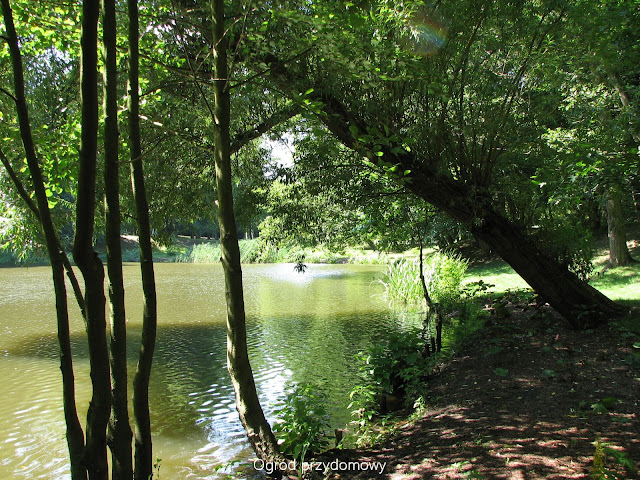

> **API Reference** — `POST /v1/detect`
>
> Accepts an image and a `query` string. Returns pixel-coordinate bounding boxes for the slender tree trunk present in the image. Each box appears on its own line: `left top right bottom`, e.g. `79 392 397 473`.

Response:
74 1 111 478
0 149 87 317
608 72 640 220
211 0 283 464
101 0 133 477
128 1 158 478
606 189 634 267
1 1 86 477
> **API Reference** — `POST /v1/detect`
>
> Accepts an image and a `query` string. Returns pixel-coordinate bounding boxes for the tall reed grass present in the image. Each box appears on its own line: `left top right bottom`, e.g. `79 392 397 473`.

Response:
380 252 468 310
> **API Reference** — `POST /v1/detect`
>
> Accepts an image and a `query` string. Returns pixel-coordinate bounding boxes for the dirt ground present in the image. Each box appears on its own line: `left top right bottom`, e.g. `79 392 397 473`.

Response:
314 302 640 479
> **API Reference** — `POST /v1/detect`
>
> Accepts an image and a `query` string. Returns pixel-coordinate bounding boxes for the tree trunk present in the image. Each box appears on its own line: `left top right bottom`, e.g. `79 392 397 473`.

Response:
102 0 133 477
606 189 634 267
74 1 112 478
211 0 284 465
456 190 625 329
128 0 159 478
279 82 626 328
1 1 86 477
608 73 640 222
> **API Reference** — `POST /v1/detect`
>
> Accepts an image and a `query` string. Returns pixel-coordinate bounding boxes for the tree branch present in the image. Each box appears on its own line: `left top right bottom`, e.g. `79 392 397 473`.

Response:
230 103 300 153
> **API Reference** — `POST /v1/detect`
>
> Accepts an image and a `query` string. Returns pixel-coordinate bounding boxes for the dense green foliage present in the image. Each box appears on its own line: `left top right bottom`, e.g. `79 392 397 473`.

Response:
380 252 468 310
1 0 640 475
272 383 331 463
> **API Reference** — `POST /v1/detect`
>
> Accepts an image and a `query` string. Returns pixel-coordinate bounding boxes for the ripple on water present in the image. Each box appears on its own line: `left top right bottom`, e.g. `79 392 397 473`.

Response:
0 359 71 480
0 264 396 480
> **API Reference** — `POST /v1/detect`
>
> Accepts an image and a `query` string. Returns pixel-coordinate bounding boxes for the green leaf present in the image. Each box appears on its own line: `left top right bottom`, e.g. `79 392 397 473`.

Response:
591 402 608 414
599 397 617 410
493 368 508 377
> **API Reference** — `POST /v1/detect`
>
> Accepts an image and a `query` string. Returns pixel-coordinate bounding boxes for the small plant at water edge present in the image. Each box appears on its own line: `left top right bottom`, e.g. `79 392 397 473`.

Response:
272 383 331 463
591 437 637 479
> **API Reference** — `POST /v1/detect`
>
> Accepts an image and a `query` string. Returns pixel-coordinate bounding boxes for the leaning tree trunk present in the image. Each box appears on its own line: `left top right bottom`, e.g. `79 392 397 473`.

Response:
606 189 634 267
102 0 133 477
407 165 626 329
279 81 626 329
211 0 284 464
1 1 86 477
73 1 112 478
128 0 159 478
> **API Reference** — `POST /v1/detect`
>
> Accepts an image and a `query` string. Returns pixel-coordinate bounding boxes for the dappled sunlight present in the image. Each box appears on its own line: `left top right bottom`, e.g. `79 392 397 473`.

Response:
323 303 639 479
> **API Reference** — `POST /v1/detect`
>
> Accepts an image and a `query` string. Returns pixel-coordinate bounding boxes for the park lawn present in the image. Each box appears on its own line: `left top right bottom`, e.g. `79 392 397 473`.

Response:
464 244 640 308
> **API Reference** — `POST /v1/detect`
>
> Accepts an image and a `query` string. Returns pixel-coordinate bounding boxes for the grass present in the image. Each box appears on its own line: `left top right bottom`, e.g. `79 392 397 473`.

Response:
462 235 640 311
463 259 529 293
172 238 391 265
590 263 640 307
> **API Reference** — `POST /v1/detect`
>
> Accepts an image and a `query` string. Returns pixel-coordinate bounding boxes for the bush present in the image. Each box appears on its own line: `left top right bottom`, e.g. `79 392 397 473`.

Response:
239 239 261 263
535 220 595 281
121 248 140 262
272 383 331 463
358 327 434 399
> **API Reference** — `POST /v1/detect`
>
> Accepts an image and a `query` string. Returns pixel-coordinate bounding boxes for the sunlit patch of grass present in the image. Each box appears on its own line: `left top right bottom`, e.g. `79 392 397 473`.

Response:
463 256 640 309
589 262 640 309
463 260 528 293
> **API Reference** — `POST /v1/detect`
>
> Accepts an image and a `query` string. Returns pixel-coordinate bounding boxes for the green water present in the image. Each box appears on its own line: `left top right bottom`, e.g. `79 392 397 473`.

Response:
0 263 410 479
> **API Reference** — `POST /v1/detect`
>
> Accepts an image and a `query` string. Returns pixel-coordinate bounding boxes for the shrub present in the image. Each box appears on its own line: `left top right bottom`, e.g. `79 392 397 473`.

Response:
180 243 221 263
121 248 140 262
358 328 432 400
272 383 331 463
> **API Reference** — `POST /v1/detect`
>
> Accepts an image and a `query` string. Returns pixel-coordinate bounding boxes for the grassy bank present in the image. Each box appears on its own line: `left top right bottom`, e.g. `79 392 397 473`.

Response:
171 238 390 265
463 244 640 307
317 235 640 480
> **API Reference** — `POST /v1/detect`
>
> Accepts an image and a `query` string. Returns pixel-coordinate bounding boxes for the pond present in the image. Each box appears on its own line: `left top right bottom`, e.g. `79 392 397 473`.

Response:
0 263 413 479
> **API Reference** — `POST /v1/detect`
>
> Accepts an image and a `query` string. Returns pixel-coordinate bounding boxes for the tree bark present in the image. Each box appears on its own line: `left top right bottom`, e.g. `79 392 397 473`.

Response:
413 168 626 329
101 0 133 477
275 81 626 328
211 0 284 465
73 1 111 478
1 1 86 478
606 189 634 267
128 1 158 478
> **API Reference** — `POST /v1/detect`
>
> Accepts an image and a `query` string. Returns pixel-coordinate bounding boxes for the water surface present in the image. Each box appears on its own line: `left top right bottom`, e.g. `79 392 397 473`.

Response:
0 263 405 479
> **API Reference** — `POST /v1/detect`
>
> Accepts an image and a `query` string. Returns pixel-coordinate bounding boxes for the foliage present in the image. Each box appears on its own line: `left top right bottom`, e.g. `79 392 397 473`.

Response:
176 240 262 264
357 327 430 398
348 384 379 431
121 248 140 263
150 457 162 480
272 383 331 463
381 252 468 311
535 218 596 281
591 437 637 480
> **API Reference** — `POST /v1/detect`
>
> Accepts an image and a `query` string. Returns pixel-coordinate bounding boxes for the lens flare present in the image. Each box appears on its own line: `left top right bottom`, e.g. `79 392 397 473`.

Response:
405 9 448 56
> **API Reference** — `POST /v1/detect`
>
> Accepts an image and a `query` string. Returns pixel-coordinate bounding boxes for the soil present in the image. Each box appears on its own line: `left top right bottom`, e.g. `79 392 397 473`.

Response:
313 302 640 479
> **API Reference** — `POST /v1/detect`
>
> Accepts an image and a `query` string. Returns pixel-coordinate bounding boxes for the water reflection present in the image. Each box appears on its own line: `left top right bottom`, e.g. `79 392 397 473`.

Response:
0 263 407 479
